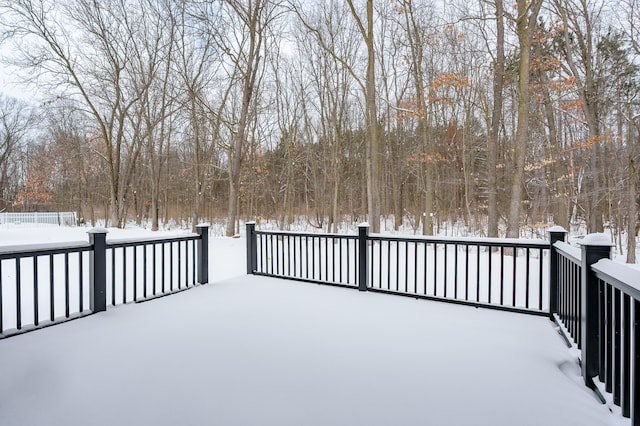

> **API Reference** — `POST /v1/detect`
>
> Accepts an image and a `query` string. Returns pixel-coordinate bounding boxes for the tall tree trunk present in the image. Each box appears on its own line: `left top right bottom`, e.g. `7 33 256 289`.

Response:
507 0 542 238
487 0 504 238
628 123 638 263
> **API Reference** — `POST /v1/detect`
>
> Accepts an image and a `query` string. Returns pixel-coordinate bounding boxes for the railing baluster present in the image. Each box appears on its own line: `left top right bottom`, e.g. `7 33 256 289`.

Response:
622 293 631 418
414 242 418 294
403 241 407 293
305 236 309 280
633 299 639 425
275 234 280 276
599 279 606 384
312 236 316 280
377 240 382 289
152 244 157 296
79 252 84 312
370 239 375 289
380 240 391 290
347 240 350 283
538 248 543 310
500 246 505 305
49 255 54 321
464 244 469 300
512 251 517 307
325 237 328 282
577 262 582 348
143 245 148 298
395 242 400 292
476 244 480 302
453 244 458 299
16 258 21 330
525 248 530 309
192 240 196 285
444 243 448 298
290 236 294 278
169 242 174 291
133 246 138 300
487 245 491 303
178 241 182 290
122 247 127 303
337 237 341 283
33 256 39 326
111 248 116 306
161 243 166 294
434 243 438 296
614 288 622 406
606 283 613 392
424 242 428 296
65 253 70 318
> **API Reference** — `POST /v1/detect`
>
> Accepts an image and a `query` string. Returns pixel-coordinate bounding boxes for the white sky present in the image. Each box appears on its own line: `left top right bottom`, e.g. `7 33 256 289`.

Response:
0 227 626 426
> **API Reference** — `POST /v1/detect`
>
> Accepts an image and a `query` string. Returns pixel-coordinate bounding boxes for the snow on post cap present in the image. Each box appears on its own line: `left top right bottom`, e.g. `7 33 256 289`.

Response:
358 222 370 227
579 233 613 246
87 227 109 234
246 221 256 225
547 225 567 233
196 223 211 228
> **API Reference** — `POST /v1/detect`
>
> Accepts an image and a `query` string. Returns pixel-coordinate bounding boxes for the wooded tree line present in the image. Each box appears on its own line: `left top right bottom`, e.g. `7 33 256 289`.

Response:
0 0 638 260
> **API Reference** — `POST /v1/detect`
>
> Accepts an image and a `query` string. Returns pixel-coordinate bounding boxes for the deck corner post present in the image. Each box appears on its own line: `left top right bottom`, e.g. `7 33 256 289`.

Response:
246 222 257 275
358 223 369 292
88 228 108 313
548 226 567 320
580 233 612 383
196 224 209 284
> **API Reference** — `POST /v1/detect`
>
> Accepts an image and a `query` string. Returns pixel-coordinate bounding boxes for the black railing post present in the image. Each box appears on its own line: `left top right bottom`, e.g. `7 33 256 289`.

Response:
580 233 613 385
88 228 108 313
246 222 257 274
196 224 209 284
548 226 567 321
358 223 369 292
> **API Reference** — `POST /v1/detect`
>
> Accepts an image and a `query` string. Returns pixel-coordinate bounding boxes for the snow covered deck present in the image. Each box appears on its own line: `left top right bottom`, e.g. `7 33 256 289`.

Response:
0 274 617 426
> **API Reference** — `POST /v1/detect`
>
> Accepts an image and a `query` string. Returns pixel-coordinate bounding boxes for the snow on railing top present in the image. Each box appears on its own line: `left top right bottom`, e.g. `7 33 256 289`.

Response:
553 241 581 264
0 240 90 256
592 259 640 300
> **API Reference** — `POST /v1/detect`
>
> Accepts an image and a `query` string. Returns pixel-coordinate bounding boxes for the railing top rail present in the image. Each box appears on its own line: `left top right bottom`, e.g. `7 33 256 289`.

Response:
254 229 549 248
592 258 640 300
254 229 359 240
106 233 199 248
553 241 581 264
0 241 91 258
369 233 549 249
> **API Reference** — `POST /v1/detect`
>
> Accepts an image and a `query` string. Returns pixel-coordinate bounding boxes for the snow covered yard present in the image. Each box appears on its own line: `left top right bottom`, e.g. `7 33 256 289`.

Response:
0 271 622 425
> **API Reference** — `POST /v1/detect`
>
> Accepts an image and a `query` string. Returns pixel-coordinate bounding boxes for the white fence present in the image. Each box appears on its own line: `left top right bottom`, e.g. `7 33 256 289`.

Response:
0 212 77 227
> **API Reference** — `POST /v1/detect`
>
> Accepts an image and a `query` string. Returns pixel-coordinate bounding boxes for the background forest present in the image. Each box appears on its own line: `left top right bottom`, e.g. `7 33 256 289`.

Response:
0 0 638 261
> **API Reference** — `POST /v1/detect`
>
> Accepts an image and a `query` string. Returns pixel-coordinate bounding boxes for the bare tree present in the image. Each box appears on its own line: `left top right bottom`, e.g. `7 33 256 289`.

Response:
0 95 34 210
0 0 146 227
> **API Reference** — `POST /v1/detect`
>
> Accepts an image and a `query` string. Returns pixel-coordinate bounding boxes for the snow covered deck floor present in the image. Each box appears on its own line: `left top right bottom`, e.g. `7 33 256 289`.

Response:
0 275 617 426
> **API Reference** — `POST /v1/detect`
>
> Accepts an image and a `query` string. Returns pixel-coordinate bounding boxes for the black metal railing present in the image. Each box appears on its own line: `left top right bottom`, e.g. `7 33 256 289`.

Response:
552 240 582 347
0 241 92 334
246 222 550 315
0 225 209 339
248 229 359 289
551 231 640 423
592 260 639 420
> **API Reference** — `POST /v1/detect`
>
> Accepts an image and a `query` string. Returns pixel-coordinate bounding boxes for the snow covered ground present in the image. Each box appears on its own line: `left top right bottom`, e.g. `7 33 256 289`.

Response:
0 225 628 425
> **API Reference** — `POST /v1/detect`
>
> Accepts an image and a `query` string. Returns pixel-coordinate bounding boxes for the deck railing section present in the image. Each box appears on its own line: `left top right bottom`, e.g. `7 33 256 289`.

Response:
247 227 359 289
591 259 640 421
551 231 640 424
0 241 92 335
0 225 209 339
247 222 549 315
